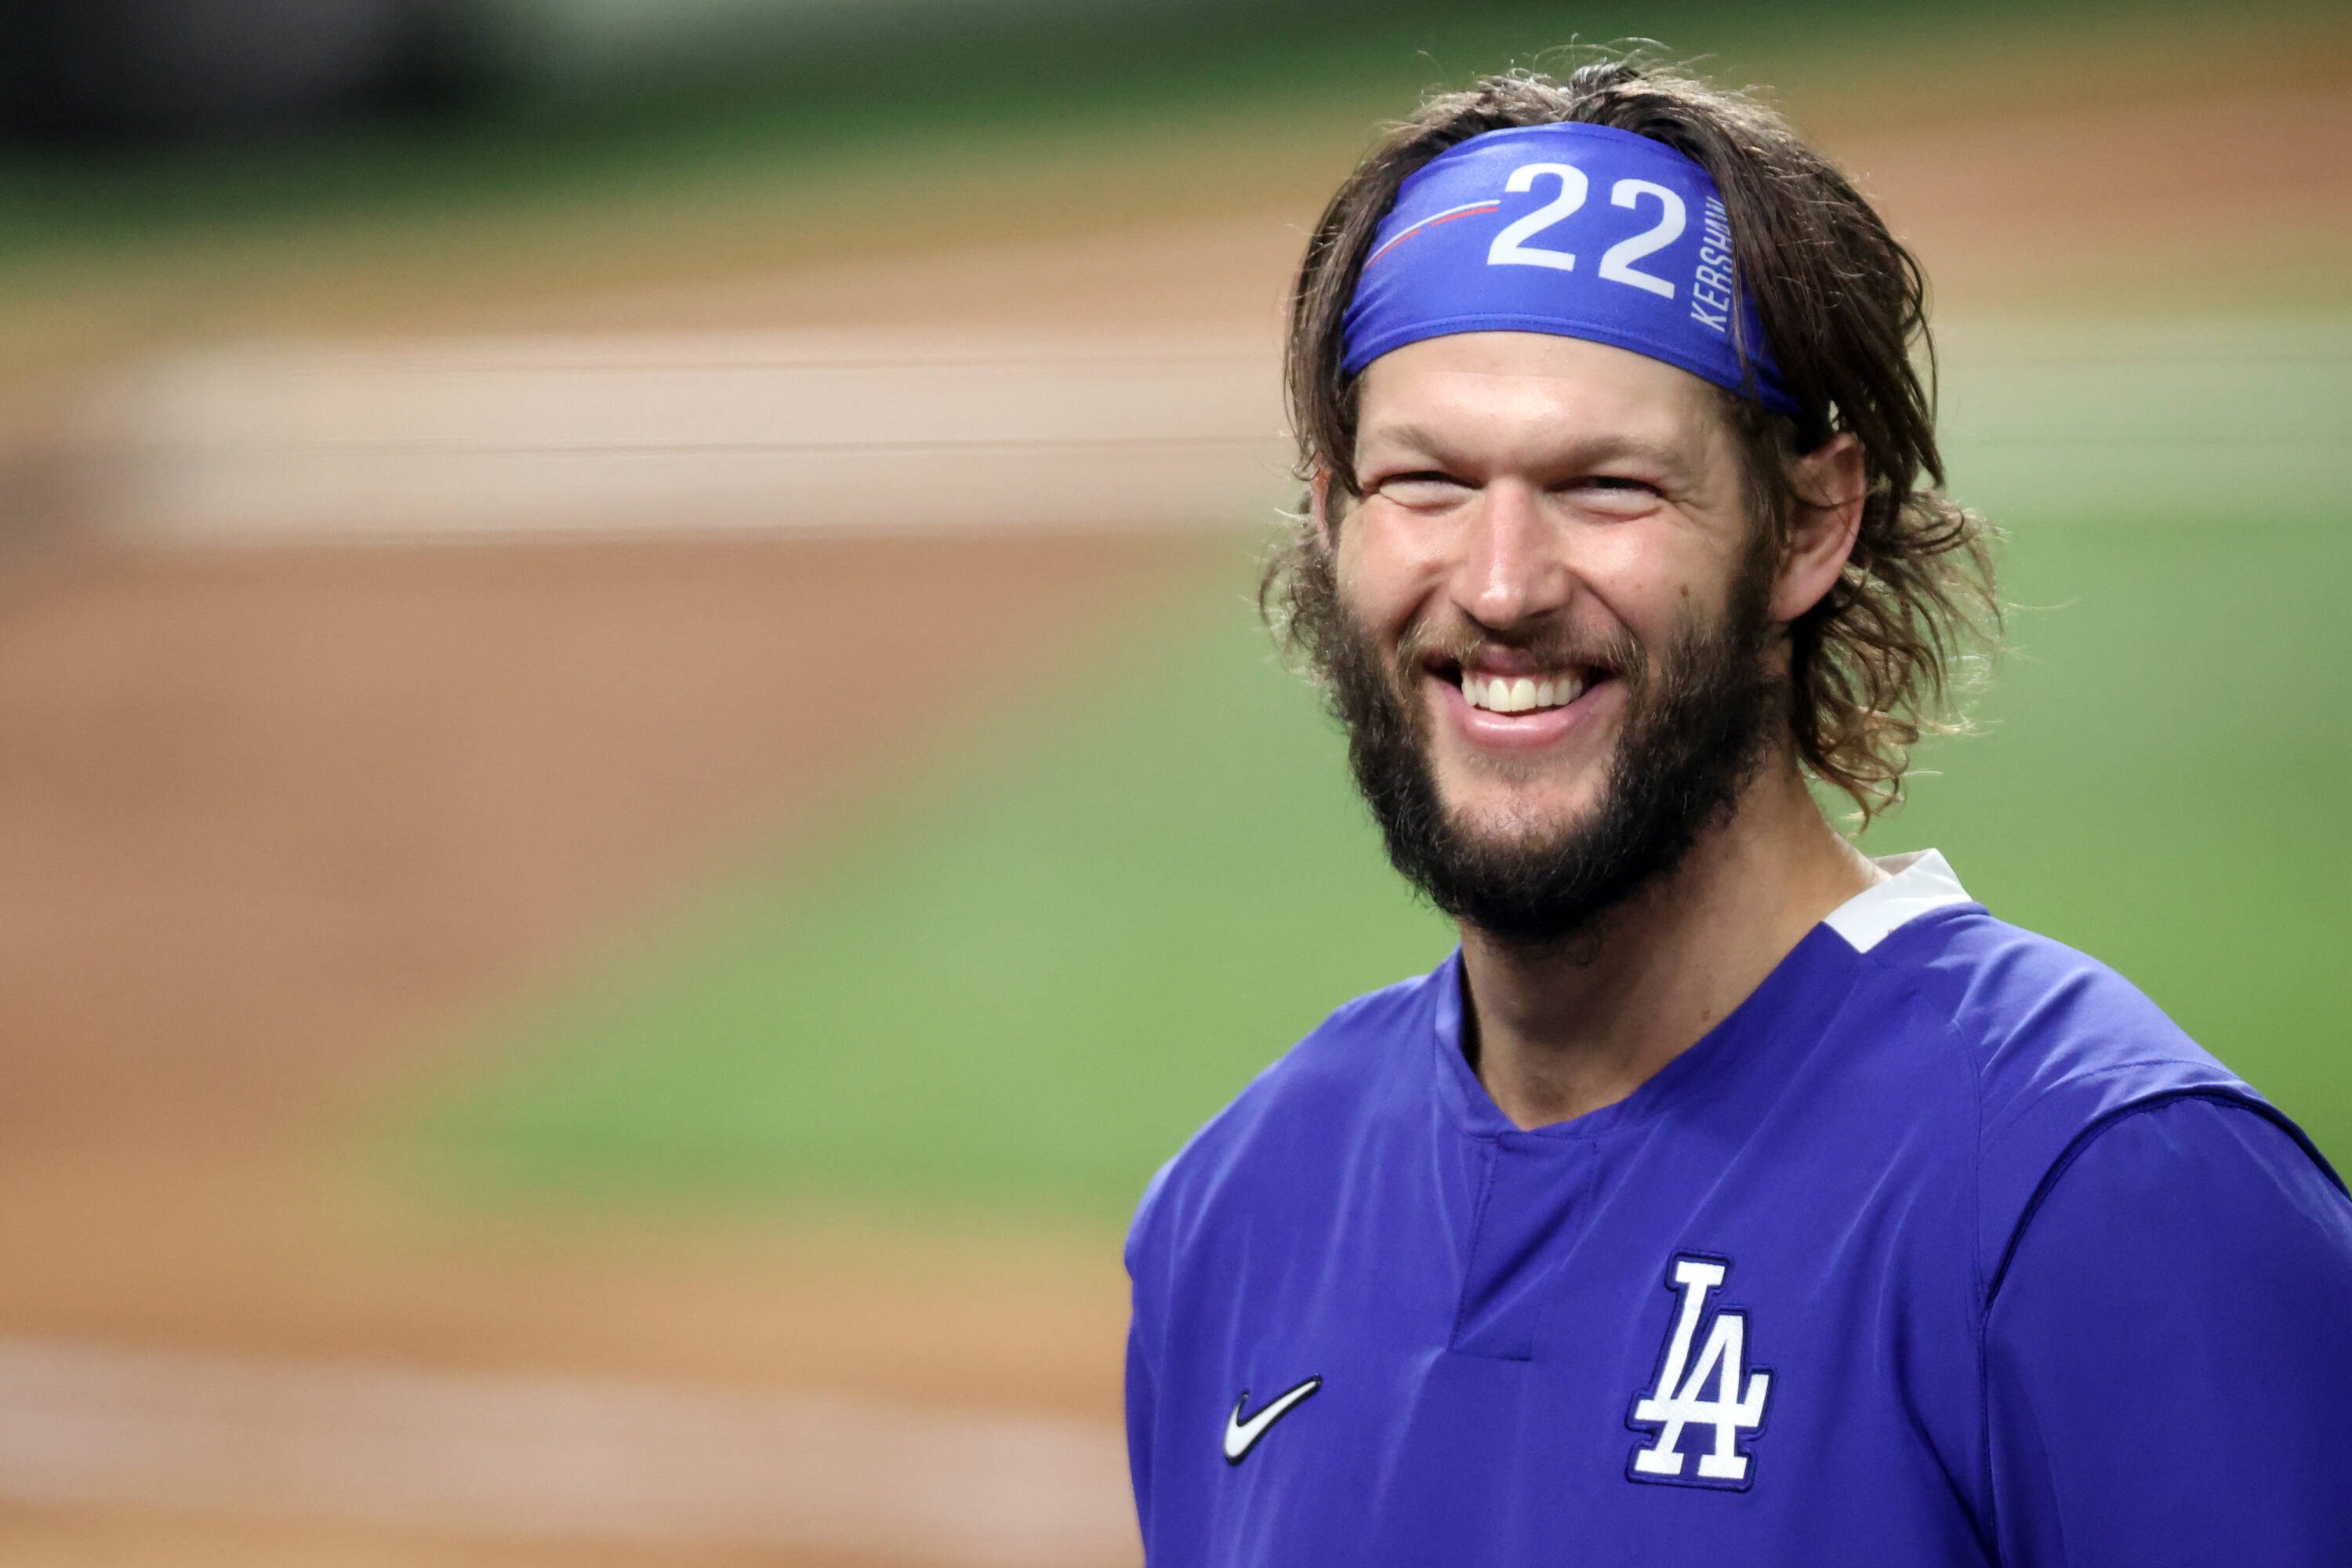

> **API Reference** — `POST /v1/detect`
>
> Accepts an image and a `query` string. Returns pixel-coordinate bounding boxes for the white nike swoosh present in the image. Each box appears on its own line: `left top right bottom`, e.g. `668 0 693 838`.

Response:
1222 1376 1323 1464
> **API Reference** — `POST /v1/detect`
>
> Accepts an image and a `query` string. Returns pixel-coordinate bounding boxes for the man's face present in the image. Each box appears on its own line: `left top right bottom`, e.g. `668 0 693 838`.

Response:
1327 331 1785 946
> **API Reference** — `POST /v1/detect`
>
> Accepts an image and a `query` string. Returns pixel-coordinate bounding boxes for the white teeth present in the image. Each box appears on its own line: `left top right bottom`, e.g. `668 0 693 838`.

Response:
1463 670 1589 714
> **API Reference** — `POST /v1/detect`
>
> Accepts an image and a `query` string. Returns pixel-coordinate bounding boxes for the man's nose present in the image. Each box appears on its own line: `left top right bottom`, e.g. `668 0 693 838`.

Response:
1454 481 1572 631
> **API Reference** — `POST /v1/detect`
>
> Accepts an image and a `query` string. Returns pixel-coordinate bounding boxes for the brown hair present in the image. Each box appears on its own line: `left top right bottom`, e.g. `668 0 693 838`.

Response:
1265 52 1998 823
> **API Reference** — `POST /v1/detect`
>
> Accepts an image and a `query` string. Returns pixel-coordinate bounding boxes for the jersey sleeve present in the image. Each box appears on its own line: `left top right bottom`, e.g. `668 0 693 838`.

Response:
1124 1289 1157 1551
1985 1094 2352 1567
1123 1158 1176 1559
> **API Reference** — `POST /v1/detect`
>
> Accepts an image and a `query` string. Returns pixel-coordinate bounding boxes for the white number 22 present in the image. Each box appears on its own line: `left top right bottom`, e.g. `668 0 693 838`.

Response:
1486 165 1689 301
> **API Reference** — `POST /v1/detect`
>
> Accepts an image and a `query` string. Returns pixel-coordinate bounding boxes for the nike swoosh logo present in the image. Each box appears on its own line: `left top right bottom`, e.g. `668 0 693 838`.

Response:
1223 1376 1323 1465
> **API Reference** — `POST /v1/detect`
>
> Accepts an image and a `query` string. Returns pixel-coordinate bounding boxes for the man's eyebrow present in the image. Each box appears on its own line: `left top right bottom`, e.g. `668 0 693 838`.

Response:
1354 422 1697 477
1352 421 1452 465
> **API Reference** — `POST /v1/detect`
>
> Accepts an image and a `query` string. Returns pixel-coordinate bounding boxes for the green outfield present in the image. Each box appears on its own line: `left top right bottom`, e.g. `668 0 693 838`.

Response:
404 343 2352 1223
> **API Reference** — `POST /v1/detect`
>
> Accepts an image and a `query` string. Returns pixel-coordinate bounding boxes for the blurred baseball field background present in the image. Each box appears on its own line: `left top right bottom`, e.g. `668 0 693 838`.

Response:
0 1 2345 1562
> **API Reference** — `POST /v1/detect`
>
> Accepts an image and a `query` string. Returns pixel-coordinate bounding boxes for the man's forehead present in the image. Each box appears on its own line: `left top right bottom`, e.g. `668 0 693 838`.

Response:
1354 332 1726 466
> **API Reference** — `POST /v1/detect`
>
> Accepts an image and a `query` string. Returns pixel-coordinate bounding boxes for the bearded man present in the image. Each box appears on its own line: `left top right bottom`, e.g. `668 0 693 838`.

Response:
1121 57 2352 1566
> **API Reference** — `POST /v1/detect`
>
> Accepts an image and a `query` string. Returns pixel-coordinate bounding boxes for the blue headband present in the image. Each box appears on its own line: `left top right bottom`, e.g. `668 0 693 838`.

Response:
1340 122 1798 417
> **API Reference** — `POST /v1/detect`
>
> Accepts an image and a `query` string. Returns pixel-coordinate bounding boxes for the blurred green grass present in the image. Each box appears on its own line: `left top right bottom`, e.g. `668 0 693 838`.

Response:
401 400 2352 1224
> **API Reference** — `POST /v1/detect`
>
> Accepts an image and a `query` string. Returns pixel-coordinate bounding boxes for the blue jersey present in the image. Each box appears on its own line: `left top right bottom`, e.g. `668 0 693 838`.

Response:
1123 852 2352 1566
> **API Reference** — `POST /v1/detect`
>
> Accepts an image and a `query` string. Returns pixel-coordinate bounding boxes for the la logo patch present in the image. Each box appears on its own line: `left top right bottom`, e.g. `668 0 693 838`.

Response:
1625 1252 1772 1489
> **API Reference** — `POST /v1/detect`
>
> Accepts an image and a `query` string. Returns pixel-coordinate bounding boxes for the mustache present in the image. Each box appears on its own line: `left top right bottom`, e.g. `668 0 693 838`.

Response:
1392 619 1647 685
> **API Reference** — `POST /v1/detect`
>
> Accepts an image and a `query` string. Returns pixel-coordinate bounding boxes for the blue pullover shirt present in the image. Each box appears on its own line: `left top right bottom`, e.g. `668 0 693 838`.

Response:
1123 851 2352 1565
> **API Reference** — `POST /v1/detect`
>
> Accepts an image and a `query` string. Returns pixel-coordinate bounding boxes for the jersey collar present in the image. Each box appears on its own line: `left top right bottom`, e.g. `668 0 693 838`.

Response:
1427 848 1974 1138
1821 848 1973 954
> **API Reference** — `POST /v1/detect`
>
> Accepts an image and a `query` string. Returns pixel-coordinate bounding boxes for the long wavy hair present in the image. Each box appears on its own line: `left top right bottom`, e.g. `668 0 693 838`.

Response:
1265 53 1999 823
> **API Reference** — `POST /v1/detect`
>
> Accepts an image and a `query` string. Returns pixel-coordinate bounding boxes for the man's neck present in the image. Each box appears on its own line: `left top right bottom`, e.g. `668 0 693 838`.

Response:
1459 762 1879 1131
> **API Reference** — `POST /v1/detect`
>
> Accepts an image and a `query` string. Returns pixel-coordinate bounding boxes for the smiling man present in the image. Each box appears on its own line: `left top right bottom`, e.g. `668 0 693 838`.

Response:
1121 57 2352 1566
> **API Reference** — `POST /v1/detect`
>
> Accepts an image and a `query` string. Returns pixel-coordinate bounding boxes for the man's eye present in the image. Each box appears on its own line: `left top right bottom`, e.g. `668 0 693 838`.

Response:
1570 477 1664 510
1373 473 1472 506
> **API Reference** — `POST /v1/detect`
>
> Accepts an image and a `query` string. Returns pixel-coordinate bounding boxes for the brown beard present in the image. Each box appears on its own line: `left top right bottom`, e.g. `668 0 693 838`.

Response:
1323 549 1785 952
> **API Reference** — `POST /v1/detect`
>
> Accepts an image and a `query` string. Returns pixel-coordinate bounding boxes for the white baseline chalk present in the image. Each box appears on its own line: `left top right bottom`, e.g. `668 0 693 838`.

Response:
82 328 1294 545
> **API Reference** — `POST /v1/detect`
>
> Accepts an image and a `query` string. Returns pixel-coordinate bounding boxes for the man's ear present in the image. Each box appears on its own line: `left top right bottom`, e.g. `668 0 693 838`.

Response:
1772 432 1865 623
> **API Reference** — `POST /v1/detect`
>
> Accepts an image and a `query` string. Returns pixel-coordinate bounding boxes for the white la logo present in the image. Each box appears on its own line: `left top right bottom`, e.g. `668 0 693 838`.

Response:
1626 1254 1772 1488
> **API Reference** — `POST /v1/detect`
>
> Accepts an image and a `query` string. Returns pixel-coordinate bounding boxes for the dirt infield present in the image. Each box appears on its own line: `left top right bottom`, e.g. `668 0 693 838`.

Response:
0 531 1218 1563
0 1505 923 1568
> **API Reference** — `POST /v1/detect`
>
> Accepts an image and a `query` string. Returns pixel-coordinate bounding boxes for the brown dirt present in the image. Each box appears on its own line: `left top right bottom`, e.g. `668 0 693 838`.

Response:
1827 84 2352 313
0 1501 930 1568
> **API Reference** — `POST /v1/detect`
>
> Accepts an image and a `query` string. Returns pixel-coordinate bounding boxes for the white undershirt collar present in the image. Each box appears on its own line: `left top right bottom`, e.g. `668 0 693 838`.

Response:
1820 848 1973 953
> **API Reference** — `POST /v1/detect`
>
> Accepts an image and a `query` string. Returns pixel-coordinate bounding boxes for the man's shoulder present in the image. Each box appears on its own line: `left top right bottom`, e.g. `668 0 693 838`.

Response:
1875 903 2236 1105
1873 903 2266 1125
1125 961 1444 1275
1864 903 2331 1276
